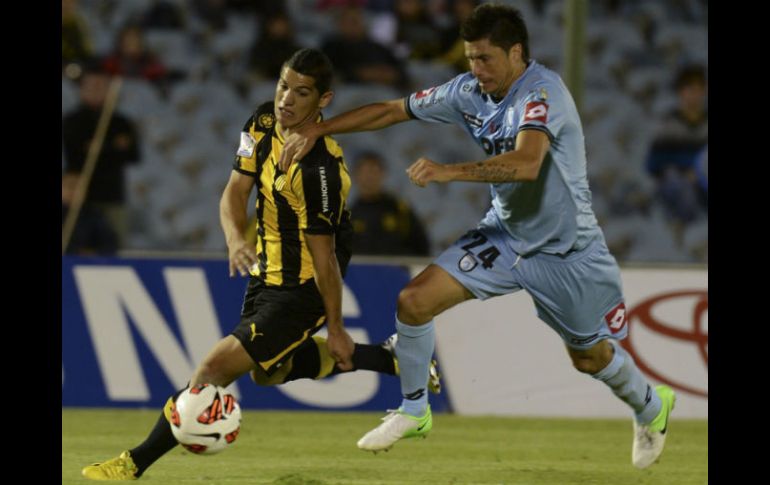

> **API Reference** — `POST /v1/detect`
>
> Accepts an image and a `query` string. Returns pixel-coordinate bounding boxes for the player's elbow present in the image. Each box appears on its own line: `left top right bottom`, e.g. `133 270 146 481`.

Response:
219 184 240 213
517 160 542 182
384 99 410 125
218 191 229 214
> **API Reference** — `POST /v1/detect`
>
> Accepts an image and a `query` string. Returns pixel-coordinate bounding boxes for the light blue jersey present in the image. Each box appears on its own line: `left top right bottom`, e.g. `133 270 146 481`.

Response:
408 61 628 344
406 61 601 256
396 59 659 428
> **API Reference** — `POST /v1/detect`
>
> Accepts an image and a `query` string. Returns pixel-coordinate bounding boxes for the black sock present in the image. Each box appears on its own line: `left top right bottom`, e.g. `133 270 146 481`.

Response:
129 388 185 477
346 343 396 375
285 341 396 381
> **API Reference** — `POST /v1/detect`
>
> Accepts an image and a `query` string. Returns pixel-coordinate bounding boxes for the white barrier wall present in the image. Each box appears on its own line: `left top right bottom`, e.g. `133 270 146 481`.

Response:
423 267 708 418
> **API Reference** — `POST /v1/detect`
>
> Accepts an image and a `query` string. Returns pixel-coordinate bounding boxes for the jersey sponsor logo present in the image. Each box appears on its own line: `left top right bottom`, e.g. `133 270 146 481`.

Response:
236 132 256 157
604 302 627 334
414 87 437 99
523 101 548 123
480 137 515 155
462 112 483 128
318 166 329 212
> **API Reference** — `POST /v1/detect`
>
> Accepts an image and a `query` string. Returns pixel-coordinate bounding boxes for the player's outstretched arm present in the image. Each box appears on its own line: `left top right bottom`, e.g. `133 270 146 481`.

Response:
407 129 551 186
279 99 411 171
220 171 258 277
305 232 354 370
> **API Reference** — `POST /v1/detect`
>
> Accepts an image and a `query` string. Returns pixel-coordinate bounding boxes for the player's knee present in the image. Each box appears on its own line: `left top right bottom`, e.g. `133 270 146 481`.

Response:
571 356 604 374
192 358 228 387
397 286 434 322
568 340 614 375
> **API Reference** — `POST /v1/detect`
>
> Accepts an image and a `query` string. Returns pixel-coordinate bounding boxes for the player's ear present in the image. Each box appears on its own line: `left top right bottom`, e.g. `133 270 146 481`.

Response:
508 43 522 63
318 90 334 109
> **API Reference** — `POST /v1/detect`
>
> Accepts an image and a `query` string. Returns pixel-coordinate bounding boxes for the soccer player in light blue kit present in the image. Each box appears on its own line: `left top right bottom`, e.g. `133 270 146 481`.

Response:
279 3 675 469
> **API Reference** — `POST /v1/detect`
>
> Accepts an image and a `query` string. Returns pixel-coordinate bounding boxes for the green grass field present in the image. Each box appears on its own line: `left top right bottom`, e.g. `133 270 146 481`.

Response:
63 409 707 485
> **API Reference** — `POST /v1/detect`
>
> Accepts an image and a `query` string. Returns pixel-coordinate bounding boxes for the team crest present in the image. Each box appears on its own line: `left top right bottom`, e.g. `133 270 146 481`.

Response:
458 253 478 272
258 113 275 128
538 87 548 100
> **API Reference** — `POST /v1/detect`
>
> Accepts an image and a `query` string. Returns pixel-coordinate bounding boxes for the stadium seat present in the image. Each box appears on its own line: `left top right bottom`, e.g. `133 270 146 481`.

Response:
118 79 164 119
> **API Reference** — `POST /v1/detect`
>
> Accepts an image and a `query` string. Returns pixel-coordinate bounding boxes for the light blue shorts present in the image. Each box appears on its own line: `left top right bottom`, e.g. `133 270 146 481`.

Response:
433 226 628 349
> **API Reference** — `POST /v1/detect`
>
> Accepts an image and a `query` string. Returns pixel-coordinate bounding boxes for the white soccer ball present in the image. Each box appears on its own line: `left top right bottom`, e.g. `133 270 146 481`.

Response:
170 383 242 455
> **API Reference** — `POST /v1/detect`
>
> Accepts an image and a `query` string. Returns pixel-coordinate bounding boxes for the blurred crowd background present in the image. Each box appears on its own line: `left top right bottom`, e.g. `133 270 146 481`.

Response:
62 0 707 263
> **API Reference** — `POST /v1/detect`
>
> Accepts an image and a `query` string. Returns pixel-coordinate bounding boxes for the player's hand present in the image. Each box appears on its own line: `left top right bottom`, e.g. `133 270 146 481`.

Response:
326 327 354 371
279 125 319 172
406 157 451 187
227 240 258 277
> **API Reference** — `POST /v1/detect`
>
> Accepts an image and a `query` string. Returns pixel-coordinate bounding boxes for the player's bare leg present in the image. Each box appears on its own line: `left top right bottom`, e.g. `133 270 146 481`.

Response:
83 337 255 480
191 336 256 387
358 265 471 452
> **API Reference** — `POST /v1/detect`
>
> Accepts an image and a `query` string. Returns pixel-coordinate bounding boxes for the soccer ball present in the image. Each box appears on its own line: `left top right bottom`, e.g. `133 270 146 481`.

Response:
169 383 242 455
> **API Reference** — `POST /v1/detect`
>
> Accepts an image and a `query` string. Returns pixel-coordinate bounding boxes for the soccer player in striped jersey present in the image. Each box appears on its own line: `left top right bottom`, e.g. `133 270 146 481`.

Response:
81 48 439 481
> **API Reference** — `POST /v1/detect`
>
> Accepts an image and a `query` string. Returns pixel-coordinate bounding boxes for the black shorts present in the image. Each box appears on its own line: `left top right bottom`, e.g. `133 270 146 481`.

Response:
231 277 326 376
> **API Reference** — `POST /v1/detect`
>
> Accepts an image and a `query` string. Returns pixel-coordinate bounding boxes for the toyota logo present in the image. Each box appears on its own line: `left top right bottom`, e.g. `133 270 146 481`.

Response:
621 290 708 398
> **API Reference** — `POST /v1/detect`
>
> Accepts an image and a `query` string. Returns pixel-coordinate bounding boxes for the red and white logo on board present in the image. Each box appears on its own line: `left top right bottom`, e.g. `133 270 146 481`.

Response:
523 101 548 123
604 302 627 334
623 290 708 399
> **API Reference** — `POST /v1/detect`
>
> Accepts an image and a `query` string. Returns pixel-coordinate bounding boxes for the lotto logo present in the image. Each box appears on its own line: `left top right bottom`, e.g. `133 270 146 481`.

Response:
604 302 627 334
415 87 437 99
523 102 548 123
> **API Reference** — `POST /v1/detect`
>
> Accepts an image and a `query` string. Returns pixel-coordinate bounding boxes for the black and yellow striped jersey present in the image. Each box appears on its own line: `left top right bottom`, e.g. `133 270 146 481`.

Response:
233 102 352 287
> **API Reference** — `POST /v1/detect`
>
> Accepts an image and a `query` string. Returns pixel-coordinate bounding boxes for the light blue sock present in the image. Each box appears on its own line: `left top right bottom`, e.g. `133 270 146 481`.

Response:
395 317 434 417
592 340 662 424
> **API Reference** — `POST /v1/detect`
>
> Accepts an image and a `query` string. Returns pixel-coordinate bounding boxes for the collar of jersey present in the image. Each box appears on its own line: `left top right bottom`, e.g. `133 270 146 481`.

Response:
274 113 324 144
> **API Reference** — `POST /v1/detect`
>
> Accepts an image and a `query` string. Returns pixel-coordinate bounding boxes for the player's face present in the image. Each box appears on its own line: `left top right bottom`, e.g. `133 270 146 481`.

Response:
465 38 520 98
274 67 331 130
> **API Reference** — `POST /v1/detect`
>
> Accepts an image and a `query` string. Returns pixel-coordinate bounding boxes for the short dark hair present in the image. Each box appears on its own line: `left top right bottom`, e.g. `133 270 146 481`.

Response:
283 48 334 95
674 64 706 91
460 3 529 61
